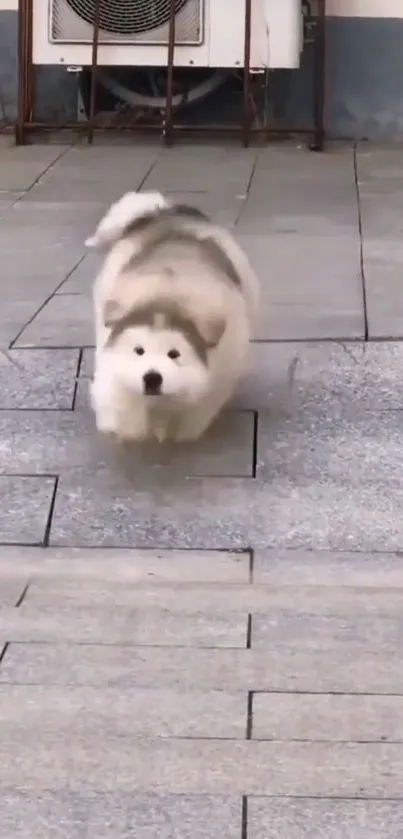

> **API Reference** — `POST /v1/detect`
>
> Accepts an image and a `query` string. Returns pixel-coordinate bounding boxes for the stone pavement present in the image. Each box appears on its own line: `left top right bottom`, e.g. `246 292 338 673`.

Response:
1 135 403 835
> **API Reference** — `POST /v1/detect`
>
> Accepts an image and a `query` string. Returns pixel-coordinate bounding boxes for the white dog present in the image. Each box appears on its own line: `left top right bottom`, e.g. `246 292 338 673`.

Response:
86 190 259 443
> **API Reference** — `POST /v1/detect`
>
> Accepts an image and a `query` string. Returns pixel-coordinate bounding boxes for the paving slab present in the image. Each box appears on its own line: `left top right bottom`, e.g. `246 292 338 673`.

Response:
0 409 255 478
0 736 402 796
0 684 247 739
56 251 100 295
0 217 85 309
0 141 65 191
0 792 241 839
237 234 364 340
49 473 256 548
142 145 258 194
50 403 403 549
253 549 403 587
0 476 55 545
3 643 403 694
0 259 84 301
15 294 93 348
0 192 23 216
80 347 96 377
0 300 53 349
248 798 403 839
0 202 95 239
0 579 28 608
252 693 403 742
0 410 99 474
10 199 106 227
356 146 403 236
0 349 79 409
356 146 403 338
240 340 403 412
0 605 248 647
36 477 293 549
254 409 403 552
251 611 403 650
0 547 249 583
23 580 403 616
361 238 403 338
238 145 358 236
2 201 103 260
24 145 161 203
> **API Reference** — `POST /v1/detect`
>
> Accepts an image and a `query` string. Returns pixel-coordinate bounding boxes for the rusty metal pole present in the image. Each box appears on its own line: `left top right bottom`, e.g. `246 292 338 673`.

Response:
16 0 27 144
242 0 252 147
16 0 32 144
88 0 101 144
27 0 35 124
163 0 176 145
310 0 326 151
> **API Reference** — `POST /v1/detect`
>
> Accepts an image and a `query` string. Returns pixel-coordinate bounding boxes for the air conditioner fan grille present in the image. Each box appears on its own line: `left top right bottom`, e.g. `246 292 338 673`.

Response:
64 0 190 35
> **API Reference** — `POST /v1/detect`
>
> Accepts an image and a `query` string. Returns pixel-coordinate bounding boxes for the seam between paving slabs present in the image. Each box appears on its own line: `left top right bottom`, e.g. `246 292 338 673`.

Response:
71 349 84 410
0 347 81 411
246 795 403 802
252 412 258 478
0 473 59 548
9 253 88 349
9 345 95 351
43 475 59 547
0 644 9 667
19 337 403 348
8 144 72 206
353 143 369 341
14 584 30 608
241 797 248 839
0 408 80 413
0 643 251 653
246 693 253 740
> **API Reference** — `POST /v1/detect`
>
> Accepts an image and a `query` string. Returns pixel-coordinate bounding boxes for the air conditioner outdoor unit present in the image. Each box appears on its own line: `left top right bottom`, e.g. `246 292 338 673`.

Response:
32 0 303 69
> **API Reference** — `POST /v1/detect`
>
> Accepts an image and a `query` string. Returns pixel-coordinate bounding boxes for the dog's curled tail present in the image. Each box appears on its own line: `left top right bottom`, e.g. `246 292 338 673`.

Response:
85 191 169 251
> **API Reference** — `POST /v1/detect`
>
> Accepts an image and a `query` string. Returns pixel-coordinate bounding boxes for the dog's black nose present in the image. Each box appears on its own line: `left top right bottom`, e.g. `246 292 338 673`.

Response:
143 370 163 395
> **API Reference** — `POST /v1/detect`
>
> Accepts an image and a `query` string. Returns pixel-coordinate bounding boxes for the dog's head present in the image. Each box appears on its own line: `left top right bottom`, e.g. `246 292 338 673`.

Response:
103 305 223 404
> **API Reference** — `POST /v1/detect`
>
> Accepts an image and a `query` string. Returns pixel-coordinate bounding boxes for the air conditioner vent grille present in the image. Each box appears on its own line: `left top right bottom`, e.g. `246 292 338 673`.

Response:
51 0 202 45
64 0 189 35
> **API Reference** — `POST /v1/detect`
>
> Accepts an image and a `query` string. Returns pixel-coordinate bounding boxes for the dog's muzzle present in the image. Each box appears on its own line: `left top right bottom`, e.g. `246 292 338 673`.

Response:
143 370 163 395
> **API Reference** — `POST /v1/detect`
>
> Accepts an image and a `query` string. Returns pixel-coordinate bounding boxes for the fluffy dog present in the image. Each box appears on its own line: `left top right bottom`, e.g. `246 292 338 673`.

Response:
86 190 259 443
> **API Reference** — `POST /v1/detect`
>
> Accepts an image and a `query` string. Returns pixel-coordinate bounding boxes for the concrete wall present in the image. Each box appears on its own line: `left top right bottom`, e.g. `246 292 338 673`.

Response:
1 0 403 139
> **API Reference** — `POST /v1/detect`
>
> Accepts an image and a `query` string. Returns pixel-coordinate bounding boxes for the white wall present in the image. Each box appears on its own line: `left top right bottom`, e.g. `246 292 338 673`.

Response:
327 0 403 16
1 0 403 17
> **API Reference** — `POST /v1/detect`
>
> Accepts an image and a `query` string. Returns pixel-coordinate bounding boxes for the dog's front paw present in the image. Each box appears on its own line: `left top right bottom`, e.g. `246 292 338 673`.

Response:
90 382 118 437
95 413 119 437
115 409 150 443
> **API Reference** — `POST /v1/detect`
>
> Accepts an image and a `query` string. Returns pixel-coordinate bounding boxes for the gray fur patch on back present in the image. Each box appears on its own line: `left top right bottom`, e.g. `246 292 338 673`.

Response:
122 204 209 240
126 221 242 290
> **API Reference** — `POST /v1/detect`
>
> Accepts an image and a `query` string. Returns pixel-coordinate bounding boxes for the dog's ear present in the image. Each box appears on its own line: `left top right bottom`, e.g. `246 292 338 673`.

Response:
175 290 227 349
192 310 227 348
86 191 169 250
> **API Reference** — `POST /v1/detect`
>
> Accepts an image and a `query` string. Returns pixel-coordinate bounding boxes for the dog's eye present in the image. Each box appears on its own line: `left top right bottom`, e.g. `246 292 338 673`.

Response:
167 349 180 360
134 346 145 355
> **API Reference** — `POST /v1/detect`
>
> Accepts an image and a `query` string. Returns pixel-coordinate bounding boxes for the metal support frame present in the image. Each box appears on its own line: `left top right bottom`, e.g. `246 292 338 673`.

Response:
15 0 326 150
